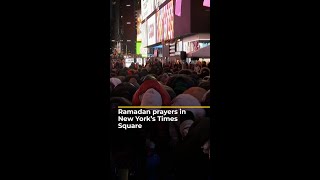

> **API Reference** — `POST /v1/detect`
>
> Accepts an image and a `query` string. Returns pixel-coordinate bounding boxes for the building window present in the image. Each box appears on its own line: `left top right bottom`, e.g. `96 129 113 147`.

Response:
127 40 131 42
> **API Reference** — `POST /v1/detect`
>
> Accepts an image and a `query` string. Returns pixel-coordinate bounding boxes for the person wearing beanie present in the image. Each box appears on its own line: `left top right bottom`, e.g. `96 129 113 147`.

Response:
111 82 138 102
171 94 205 121
157 73 170 85
174 117 210 180
200 67 210 78
139 68 149 78
166 74 195 95
162 85 176 100
116 76 126 82
198 80 210 91
125 75 141 84
110 77 121 88
128 78 140 88
140 74 157 83
183 87 207 103
132 79 171 106
179 111 195 139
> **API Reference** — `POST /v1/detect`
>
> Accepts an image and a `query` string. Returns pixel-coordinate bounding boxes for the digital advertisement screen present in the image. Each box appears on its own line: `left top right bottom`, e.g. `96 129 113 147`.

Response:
147 14 156 46
141 0 155 21
136 10 142 41
141 22 148 57
136 42 141 55
156 0 174 43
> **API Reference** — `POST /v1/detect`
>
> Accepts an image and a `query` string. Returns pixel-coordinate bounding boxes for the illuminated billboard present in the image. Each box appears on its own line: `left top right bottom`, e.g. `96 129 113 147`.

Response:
136 10 142 41
141 22 148 57
136 42 141 55
156 0 174 43
141 0 155 21
147 14 156 46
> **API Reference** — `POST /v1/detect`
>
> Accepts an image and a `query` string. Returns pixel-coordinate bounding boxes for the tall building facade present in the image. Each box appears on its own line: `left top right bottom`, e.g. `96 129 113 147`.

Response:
110 0 137 55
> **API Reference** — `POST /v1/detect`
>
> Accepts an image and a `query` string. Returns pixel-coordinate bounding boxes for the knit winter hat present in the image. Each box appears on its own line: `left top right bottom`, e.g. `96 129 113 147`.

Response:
141 88 162 106
166 74 195 95
110 78 121 88
183 87 207 103
111 82 138 102
171 94 206 120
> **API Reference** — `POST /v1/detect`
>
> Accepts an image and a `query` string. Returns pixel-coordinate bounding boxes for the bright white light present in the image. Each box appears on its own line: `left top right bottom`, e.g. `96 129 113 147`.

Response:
126 4 131 6
126 22 131 24
127 40 131 42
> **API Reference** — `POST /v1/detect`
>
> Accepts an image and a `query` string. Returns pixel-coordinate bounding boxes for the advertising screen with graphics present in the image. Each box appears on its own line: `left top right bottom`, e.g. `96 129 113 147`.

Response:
156 0 174 43
136 10 142 41
141 0 155 21
136 42 141 55
147 14 156 46
141 22 148 57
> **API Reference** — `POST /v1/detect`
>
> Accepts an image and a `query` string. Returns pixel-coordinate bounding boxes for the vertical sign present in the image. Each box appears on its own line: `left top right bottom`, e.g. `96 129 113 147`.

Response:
147 14 156 46
175 0 182 16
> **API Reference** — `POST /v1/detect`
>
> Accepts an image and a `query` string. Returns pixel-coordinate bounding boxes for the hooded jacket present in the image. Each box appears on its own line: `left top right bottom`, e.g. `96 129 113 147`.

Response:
132 80 171 106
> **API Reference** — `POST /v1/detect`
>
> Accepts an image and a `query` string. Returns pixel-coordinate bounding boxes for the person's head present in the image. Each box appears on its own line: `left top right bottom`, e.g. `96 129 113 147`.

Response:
179 111 195 138
110 77 121 88
132 79 171 106
201 139 210 159
202 61 207 67
166 74 195 95
183 87 207 103
111 82 138 101
171 94 205 120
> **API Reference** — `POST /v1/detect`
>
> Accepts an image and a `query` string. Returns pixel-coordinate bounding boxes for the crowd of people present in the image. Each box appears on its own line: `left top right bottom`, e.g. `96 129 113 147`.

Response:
109 57 211 180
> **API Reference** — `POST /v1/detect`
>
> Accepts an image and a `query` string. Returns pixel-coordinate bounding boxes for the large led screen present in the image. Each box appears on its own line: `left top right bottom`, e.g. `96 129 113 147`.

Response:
136 10 142 41
141 0 155 21
136 42 141 55
156 0 174 42
147 14 156 46
141 22 148 57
